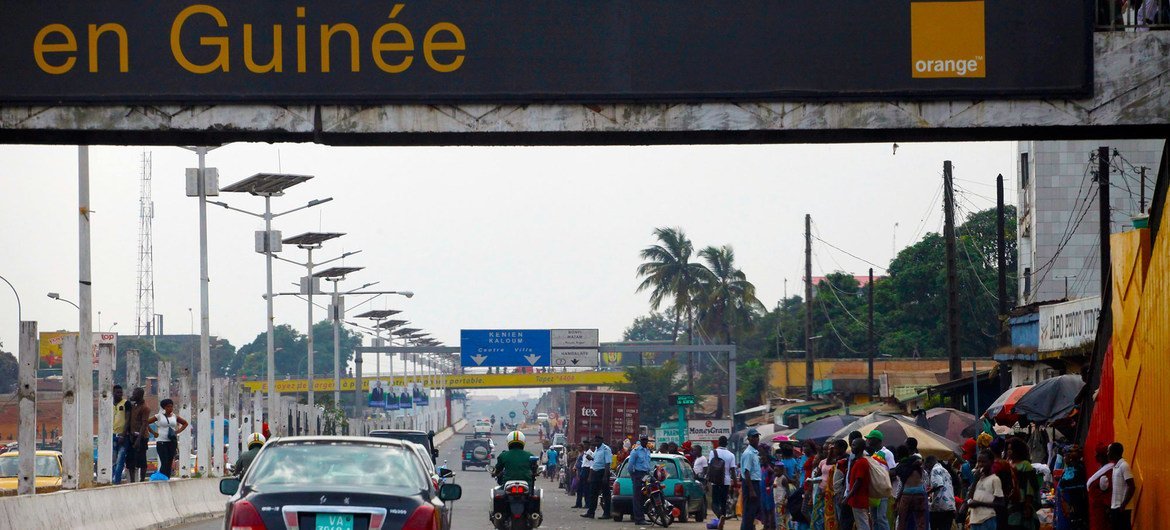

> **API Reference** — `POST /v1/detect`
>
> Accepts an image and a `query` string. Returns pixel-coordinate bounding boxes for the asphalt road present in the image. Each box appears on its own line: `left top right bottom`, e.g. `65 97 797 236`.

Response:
170 426 706 530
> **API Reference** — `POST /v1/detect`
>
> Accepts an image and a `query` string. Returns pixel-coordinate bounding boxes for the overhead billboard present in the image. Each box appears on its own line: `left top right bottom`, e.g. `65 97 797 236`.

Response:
0 1 1092 104
461 329 551 367
38 331 117 370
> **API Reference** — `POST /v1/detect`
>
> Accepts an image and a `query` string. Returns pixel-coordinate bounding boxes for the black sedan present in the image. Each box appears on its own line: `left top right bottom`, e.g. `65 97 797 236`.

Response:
219 436 462 530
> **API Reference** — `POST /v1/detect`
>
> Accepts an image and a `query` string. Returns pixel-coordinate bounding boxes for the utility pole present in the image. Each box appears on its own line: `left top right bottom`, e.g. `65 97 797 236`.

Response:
1139 166 1147 214
996 174 1009 347
1098 147 1111 296
943 161 961 381
867 267 875 398
804 214 814 398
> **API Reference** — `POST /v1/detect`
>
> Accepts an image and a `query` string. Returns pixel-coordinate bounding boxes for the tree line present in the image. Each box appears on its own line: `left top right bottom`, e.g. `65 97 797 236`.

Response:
625 206 1017 412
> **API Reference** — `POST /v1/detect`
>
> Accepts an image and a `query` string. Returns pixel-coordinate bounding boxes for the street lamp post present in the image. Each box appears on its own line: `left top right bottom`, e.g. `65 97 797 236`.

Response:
275 233 354 411
215 173 329 437
48 292 80 310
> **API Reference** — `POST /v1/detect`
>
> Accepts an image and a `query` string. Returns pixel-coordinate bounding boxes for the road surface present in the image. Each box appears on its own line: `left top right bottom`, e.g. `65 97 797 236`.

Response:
169 425 707 530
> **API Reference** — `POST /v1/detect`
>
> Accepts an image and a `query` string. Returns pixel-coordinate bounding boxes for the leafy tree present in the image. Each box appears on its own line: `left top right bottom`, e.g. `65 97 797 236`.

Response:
613 360 684 427
622 310 679 342
0 350 17 393
695 245 765 343
637 227 710 394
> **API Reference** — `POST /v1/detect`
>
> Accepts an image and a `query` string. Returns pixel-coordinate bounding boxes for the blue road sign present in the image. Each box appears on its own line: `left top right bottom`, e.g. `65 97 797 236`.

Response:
461 329 551 367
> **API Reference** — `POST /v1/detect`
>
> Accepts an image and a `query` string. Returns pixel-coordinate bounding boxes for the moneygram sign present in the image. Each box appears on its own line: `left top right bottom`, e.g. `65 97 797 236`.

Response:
687 420 732 442
0 1 1091 104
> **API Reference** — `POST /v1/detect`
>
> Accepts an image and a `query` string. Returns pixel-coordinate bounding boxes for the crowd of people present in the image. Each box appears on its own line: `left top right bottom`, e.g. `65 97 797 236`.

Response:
546 426 1136 530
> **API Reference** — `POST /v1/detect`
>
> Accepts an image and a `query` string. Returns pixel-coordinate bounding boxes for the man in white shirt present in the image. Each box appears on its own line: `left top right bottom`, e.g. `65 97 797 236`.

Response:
709 435 738 519
1108 442 1135 530
967 451 1004 530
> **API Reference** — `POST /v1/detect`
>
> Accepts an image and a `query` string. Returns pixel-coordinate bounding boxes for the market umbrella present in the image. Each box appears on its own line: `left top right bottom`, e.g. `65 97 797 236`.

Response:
771 434 798 443
1013 375 1085 423
831 416 961 460
792 415 859 444
832 412 914 439
922 408 980 443
985 385 1033 425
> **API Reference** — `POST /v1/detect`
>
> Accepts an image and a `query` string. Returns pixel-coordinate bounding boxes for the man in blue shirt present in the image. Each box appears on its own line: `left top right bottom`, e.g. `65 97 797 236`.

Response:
627 436 653 525
583 435 613 519
739 429 763 530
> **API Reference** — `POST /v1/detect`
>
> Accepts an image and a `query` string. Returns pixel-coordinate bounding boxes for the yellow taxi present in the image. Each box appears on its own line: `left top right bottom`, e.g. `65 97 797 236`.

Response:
0 450 65 490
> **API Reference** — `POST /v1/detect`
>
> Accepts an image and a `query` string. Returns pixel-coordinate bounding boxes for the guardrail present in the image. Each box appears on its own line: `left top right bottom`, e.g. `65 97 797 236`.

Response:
0 478 223 530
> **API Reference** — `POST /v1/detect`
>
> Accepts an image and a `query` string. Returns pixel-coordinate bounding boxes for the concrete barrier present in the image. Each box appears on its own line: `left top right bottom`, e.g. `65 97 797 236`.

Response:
0 478 225 530
432 419 468 448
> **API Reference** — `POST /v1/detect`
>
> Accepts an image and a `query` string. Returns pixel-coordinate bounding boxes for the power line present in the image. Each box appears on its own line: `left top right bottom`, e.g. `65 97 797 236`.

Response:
810 234 889 272
910 181 945 244
811 252 868 326
816 298 864 354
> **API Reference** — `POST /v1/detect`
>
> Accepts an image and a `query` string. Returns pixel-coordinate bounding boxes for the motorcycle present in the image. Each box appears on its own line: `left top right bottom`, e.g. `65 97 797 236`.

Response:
639 474 677 527
489 464 544 530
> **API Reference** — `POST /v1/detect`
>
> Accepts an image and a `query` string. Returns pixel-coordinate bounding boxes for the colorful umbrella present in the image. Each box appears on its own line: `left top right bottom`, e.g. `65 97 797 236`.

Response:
792 415 859 444
922 408 979 443
985 385 1033 425
833 412 914 439
1013 375 1085 423
832 417 961 460
771 434 798 443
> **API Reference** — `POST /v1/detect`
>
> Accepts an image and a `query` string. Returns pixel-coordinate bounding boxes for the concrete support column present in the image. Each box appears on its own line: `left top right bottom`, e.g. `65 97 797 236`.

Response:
126 349 140 392
211 379 224 476
178 369 192 478
61 336 80 489
227 380 240 465
96 342 114 484
158 361 172 401
17 321 37 496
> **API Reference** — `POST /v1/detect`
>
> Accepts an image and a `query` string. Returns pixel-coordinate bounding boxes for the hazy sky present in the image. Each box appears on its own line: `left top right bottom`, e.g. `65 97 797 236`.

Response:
0 141 1017 353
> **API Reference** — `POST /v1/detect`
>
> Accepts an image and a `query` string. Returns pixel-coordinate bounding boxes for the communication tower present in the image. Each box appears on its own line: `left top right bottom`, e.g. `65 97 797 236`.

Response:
135 151 156 336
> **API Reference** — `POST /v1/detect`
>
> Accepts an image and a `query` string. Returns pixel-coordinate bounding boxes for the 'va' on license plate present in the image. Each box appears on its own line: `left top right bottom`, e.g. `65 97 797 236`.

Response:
315 513 354 530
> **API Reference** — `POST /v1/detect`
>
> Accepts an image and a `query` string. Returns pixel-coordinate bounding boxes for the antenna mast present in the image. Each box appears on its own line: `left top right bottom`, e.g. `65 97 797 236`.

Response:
135 151 156 336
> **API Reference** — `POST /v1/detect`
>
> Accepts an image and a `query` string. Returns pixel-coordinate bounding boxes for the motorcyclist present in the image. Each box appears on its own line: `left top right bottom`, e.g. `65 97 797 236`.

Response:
233 433 266 477
493 430 537 489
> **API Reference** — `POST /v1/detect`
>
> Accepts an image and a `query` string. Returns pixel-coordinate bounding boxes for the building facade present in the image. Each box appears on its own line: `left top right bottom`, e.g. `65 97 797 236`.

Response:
1016 140 1163 304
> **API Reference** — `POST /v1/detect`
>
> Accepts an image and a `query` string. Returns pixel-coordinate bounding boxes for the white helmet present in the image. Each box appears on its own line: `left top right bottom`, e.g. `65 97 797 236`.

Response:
507 430 526 448
247 432 266 448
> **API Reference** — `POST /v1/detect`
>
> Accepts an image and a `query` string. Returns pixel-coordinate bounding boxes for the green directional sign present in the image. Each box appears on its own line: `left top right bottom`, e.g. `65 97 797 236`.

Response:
674 394 696 406
509 411 517 419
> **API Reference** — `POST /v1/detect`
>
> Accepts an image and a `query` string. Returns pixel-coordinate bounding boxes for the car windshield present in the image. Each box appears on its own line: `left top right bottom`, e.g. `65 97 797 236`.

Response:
0 456 60 477
618 457 679 479
245 441 428 494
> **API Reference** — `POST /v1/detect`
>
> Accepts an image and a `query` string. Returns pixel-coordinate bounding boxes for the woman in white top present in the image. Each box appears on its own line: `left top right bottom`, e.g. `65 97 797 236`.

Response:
150 398 188 477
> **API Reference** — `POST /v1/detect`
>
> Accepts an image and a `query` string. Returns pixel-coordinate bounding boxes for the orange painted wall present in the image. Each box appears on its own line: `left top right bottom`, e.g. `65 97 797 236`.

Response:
1109 208 1168 528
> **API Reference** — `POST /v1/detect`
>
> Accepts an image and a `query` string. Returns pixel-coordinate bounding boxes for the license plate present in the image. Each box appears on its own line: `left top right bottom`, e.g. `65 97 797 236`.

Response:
315 513 354 530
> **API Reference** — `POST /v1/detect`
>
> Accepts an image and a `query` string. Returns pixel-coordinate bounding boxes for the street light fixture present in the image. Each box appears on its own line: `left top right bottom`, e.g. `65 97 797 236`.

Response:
48 292 80 310
217 172 328 436
108 322 118 332
277 231 352 410
314 266 364 406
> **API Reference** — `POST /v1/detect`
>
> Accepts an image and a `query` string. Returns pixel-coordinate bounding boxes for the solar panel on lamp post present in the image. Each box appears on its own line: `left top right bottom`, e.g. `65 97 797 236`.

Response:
313 266 365 408
277 231 353 412
354 309 403 399
215 172 328 438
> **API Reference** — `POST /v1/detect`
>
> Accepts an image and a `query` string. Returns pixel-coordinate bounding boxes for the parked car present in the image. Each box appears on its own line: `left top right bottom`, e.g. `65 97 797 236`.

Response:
0 451 64 490
611 453 707 523
218 436 463 530
369 429 438 464
461 437 492 471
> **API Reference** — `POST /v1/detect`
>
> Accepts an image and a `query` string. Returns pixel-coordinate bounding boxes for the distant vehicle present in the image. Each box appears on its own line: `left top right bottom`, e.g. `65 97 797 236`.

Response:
462 437 493 471
368 429 439 464
536 413 549 423
611 453 706 523
474 421 492 437
567 390 640 446
0 450 64 491
218 436 463 530
551 433 567 447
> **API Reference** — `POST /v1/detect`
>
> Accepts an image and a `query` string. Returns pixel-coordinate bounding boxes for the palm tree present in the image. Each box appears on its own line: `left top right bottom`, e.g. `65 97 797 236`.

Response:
636 227 709 394
696 245 764 343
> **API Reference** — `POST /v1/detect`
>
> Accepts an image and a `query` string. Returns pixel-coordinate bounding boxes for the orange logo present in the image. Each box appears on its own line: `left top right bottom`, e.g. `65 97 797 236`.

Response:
910 1 986 78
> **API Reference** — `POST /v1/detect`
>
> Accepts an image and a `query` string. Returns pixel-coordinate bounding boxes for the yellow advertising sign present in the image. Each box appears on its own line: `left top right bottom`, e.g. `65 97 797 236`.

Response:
241 370 628 393
911 1 986 79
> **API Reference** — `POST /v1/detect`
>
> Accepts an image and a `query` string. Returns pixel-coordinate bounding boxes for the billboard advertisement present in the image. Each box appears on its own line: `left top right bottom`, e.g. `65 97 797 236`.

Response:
38 331 117 370
1038 296 1101 352
0 1 1091 104
687 419 733 442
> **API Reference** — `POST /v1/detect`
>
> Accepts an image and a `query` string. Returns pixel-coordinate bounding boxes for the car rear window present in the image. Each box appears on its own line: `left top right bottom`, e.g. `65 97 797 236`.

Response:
0 455 60 477
618 457 680 479
246 441 428 494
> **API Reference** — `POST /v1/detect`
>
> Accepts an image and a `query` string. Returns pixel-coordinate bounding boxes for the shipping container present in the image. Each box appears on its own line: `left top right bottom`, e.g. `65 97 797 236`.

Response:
567 390 640 447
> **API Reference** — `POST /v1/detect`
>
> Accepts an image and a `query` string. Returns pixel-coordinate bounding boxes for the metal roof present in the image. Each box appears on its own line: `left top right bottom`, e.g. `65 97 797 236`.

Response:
220 173 313 195
282 232 344 245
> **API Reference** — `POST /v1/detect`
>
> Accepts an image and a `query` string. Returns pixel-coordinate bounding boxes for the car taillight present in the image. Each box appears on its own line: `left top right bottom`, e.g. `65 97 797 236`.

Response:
402 504 438 530
229 500 267 530
674 483 685 496
612 481 620 495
